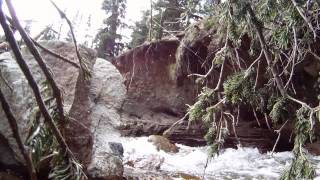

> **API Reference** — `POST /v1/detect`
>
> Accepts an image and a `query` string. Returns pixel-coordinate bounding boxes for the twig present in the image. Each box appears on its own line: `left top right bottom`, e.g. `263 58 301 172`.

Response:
271 120 289 155
264 113 272 130
284 27 297 89
236 105 240 126
224 112 241 146
0 71 13 92
254 59 261 90
287 95 313 110
32 39 80 69
188 33 229 79
252 107 261 127
0 87 37 180
163 113 189 137
50 0 90 78
234 48 243 70
213 58 225 91
246 50 263 74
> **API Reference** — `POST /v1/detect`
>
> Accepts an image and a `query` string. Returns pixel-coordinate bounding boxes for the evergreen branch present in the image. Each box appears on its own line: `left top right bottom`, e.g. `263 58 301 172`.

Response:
246 4 286 96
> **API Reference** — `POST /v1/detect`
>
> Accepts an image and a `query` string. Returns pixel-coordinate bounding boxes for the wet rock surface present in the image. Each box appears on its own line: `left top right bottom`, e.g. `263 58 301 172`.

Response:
148 135 179 153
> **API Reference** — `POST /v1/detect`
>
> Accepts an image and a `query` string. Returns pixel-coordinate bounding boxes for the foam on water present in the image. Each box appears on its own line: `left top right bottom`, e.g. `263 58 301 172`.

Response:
121 137 320 179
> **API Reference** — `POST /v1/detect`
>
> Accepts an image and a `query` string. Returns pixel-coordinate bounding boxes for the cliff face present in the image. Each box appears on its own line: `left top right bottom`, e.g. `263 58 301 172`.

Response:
113 40 206 146
112 39 283 151
113 22 320 153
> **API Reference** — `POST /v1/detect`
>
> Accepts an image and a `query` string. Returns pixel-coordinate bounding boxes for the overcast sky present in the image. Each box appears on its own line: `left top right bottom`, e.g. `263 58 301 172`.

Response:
2 0 150 43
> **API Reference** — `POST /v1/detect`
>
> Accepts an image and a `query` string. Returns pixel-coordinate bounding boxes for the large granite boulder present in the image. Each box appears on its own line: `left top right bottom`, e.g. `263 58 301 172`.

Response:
87 58 126 179
0 42 124 179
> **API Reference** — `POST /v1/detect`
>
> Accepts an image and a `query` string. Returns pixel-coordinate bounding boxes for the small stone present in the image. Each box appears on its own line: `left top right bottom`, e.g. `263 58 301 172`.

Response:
108 142 124 158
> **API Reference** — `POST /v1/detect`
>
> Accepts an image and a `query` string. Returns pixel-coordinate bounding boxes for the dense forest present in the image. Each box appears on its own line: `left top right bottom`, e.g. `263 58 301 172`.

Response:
0 0 320 179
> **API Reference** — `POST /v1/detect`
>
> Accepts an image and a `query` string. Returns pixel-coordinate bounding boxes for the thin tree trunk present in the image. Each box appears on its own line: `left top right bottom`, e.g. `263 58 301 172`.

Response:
0 4 73 159
5 0 65 125
0 88 37 180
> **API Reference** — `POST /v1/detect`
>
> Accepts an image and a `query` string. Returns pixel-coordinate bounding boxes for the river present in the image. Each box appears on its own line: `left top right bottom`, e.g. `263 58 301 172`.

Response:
121 137 320 180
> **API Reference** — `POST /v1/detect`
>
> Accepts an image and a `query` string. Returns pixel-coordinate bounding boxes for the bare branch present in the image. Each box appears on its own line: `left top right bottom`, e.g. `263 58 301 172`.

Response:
252 107 261 127
224 112 241 146
271 120 289 155
32 39 80 69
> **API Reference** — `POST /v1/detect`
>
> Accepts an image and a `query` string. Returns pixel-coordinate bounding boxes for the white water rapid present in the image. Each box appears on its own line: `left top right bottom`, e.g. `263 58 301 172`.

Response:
121 137 320 180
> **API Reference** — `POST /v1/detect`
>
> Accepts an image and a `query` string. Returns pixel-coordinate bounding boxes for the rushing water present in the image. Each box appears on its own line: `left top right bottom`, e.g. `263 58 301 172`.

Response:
121 137 320 180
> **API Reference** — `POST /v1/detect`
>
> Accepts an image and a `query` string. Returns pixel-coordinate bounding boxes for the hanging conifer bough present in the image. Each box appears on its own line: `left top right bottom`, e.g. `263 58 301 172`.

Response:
182 0 320 179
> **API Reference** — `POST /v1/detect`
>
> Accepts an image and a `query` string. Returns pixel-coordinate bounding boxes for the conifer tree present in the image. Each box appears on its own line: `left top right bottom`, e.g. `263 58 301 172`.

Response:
94 0 127 59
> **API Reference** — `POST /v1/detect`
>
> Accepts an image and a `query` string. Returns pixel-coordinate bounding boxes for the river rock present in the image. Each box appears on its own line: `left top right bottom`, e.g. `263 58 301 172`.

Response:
148 135 179 153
